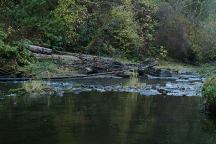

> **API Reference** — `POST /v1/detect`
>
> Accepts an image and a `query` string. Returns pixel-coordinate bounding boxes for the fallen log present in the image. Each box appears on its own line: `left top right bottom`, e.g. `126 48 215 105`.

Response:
32 53 80 62
28 45 158 76
29 45 52 54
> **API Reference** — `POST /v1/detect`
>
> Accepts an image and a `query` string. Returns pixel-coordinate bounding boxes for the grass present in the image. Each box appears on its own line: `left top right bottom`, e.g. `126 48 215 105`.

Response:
18 60 76 78
197 64 216 77
156 59 197 71
124 70 146 88
9 80 53 96
113 56 139 64
22 80 47 93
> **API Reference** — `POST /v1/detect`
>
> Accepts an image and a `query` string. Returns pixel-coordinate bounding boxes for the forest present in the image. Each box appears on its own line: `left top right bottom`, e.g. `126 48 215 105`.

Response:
2 1 216 144
1 0 216 63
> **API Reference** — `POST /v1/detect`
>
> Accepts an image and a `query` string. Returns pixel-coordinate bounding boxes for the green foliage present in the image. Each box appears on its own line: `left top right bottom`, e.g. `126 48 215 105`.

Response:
0 30 17 59
0 29 32 73
125 69 146 88
15 41 32 65
0 0 159 60
191 15 216 62
156 0 216 62
54 0 85 41
19 60 67 78
105 2 142 58
22 80 48 93
0 42 17 59
0 0 216 63
202 75 216 108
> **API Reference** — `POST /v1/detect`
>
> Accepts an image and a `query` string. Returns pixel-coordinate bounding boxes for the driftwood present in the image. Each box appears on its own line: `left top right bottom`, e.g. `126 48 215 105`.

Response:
29 45 53 54
27 45 158 76
30 45 158 74
32 53 80 62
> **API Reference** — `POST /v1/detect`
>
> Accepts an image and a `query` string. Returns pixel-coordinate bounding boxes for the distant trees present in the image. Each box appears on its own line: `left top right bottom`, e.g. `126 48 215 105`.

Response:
53 0 157 59
0 0 216 62
156 0 216 62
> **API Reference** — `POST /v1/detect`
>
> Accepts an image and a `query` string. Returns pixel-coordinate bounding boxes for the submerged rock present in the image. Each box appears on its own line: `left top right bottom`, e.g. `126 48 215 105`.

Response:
160 69 172 77
148 68 172 77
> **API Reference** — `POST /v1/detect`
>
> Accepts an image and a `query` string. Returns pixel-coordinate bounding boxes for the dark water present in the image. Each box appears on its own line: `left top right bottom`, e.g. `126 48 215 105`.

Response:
0 92 216 144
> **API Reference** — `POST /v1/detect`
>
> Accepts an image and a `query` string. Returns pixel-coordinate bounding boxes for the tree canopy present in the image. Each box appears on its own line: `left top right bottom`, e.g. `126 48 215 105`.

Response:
0 0 216 62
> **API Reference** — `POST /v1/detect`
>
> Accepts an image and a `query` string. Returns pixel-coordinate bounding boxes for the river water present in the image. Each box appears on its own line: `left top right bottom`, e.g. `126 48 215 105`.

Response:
0 77 215 144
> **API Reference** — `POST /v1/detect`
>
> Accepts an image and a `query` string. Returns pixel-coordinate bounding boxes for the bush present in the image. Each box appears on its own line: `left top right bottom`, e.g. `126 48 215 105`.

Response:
202 75 216 114
191 15 216 62
0 0 160 60
156 2 196 62
0 43 17 59
0 30 32 68
14 40 32 65
0 30 17 59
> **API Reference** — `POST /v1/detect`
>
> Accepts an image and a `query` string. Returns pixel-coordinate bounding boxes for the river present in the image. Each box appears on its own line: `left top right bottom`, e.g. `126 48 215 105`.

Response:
0 76 215 144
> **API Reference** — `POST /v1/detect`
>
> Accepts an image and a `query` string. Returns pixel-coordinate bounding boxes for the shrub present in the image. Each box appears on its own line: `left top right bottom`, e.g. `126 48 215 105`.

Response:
0 30 17 59
19 60 65 78
22 80 46 93
0 42 17 59
156 2 196 62
202 75 216 114
14 40 32 65
190 15 216 62
0 30 32 71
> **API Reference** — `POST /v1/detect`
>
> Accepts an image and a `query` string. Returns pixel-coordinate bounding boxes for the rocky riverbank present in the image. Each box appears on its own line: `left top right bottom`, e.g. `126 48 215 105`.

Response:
0 45 205 97
0 68 204 97
0 45 159 79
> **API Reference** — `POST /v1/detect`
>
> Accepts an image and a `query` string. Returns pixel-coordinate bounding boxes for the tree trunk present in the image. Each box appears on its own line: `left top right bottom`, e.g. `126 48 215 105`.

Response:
29 45 52 54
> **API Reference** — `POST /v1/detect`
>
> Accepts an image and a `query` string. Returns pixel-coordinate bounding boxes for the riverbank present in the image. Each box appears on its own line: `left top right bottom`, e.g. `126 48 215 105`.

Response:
1 45 201 80
1 45 158 79
0 45 206 97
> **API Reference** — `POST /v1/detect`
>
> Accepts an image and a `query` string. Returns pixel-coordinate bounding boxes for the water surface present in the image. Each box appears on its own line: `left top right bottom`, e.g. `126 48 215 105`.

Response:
0 91 216 144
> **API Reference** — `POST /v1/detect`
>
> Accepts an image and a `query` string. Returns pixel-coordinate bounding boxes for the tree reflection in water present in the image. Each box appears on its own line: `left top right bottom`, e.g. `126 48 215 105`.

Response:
0 92 215 144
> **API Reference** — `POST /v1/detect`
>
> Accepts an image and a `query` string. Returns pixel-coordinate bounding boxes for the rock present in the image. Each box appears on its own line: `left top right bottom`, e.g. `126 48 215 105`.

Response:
143 58 157 66
178 68 191 74
160 69 172 77
148 68 172 77
137 69 149 77
7 94 16 97
157 89 168 95
141 90 161 96
112 61 124 69
85 67 97 74
0 58 17 75
116 71 133 78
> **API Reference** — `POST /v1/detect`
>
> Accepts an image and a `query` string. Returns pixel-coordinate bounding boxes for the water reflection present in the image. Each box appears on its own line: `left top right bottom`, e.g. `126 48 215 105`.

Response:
0 92 215 144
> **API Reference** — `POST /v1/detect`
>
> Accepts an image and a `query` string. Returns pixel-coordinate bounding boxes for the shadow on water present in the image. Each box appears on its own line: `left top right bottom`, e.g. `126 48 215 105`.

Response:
0 91 215 144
